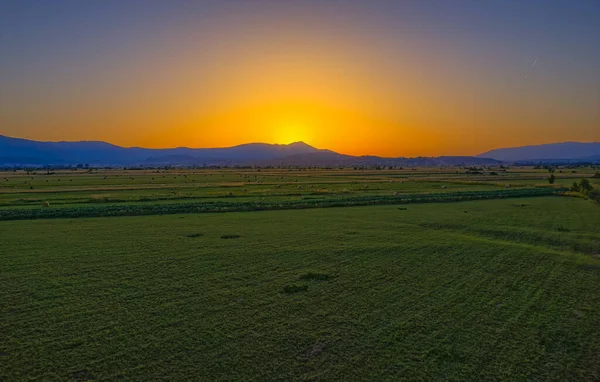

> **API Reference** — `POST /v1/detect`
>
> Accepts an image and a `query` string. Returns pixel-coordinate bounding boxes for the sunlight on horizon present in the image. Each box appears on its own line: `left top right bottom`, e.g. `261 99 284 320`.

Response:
1 1 598 156
269 115 317 145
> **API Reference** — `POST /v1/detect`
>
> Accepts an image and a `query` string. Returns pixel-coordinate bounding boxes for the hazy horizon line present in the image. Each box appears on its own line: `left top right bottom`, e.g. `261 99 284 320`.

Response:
3 132 600 159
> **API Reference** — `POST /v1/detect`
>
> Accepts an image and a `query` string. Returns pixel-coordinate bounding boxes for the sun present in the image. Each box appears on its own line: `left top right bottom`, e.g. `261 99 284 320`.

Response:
273 121 310 145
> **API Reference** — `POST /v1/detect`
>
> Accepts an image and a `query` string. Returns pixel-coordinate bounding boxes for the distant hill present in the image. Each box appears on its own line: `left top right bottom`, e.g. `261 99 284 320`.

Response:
0 133 503 167
478 142 600 162
0 135 323 166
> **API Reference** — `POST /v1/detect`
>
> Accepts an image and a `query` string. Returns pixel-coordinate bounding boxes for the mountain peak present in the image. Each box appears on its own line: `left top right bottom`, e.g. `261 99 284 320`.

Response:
286 141 312 148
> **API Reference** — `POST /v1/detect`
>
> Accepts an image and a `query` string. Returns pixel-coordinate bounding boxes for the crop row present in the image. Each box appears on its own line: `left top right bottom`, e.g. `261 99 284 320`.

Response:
0 187 565 221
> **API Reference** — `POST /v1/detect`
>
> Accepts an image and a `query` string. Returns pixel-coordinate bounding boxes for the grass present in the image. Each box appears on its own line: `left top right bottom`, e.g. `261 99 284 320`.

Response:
0 188 564 221
2 196 600 380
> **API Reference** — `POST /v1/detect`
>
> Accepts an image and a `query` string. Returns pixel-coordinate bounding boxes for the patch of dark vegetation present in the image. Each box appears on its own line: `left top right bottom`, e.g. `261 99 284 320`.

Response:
299 272 331 281
71 369 94 381
581 263 600 273
282 284 308 294
420 222 466 231
304 342 326 361
186 233 204 238
221 234 241 239
88 197 126 203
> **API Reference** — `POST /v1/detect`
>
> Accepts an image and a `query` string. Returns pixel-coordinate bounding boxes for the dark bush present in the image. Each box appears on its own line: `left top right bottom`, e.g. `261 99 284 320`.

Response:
571 182 581 192
221 234 241 239
580 179 593 193
299 272 330 281
282 284 308 294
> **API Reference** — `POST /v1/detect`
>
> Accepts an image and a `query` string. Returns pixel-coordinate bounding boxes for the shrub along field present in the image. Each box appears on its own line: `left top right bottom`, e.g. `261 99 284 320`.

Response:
2 195 600 380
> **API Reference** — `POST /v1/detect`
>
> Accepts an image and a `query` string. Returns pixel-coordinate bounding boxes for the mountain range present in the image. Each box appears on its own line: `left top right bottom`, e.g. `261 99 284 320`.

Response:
1 134 599 167
477 142 600 163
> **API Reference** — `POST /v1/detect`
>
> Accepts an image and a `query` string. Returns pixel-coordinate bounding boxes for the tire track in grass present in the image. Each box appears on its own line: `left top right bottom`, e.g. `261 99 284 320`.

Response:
469 254 566 378
405 221 594 262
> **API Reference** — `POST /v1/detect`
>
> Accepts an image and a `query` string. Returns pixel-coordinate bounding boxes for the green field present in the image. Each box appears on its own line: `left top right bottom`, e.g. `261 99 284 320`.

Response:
2 168 600 380
2 167 597 210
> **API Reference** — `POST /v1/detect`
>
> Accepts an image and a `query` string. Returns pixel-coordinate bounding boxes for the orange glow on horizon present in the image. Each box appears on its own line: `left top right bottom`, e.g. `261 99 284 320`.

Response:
2 2 598 157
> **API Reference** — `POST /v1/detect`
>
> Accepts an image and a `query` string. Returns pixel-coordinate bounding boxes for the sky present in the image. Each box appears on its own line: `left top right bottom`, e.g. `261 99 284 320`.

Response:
1 0 599 157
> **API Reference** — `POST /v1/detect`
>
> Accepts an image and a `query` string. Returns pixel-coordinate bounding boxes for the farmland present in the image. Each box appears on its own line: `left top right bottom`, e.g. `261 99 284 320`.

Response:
1 166 600 380
1 166 597 211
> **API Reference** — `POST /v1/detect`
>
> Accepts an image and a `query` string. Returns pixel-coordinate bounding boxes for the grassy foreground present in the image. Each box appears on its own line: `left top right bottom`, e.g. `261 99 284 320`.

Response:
2 196 600 380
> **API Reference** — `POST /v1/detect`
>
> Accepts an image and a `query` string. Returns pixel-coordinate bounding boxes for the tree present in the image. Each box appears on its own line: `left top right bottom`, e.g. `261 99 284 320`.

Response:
580 178 593 193
548 174 556 184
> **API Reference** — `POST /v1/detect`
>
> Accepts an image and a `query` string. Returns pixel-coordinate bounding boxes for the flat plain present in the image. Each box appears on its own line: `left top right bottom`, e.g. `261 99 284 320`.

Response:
1 166 600 380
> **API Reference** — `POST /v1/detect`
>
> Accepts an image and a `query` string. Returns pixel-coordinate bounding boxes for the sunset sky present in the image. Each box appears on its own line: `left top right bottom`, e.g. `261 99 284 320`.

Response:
1 0 599 157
